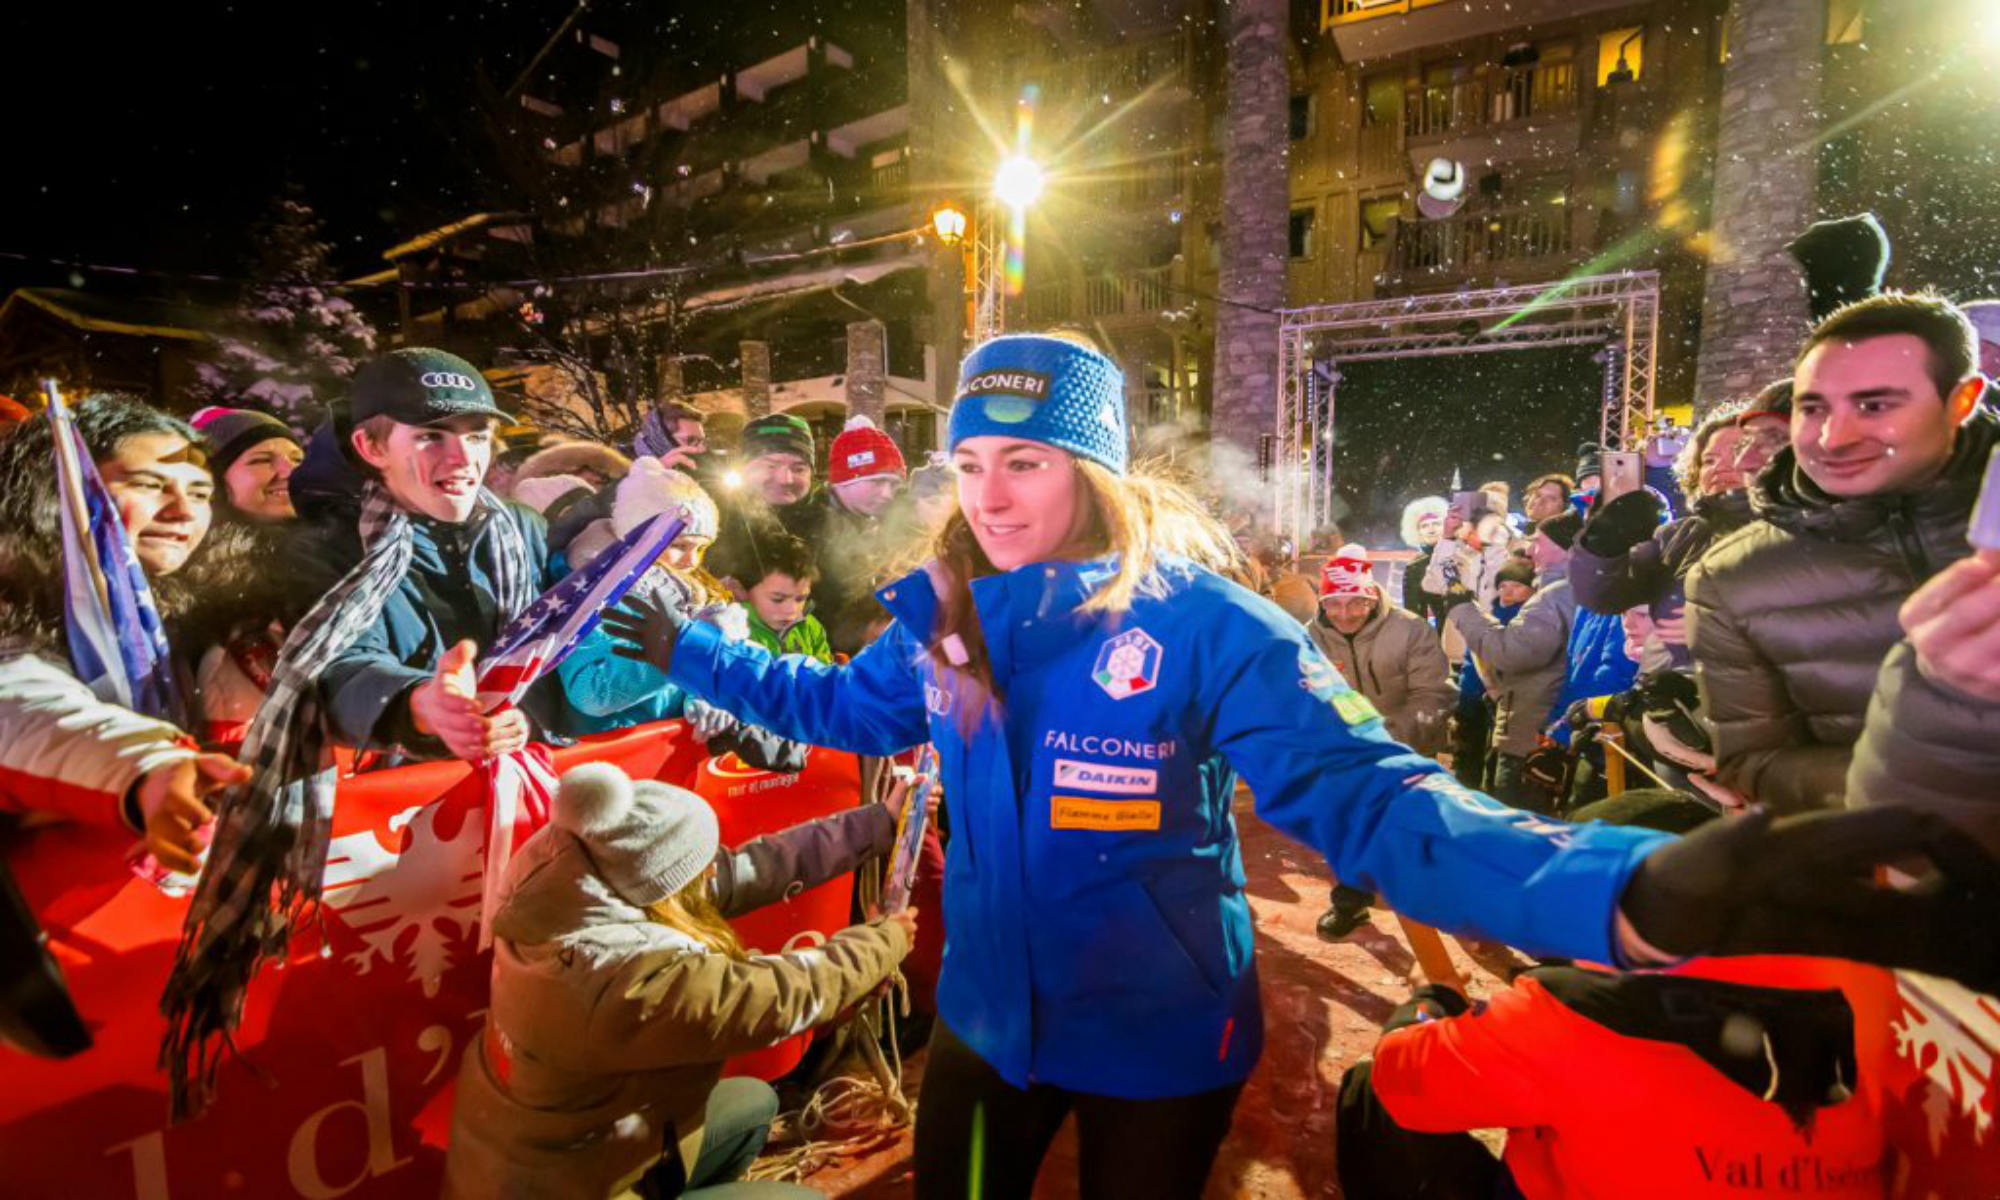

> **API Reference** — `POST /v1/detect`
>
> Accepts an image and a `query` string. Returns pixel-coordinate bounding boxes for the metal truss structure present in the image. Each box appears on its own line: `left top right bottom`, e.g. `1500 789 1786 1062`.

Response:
1272 271 1659 542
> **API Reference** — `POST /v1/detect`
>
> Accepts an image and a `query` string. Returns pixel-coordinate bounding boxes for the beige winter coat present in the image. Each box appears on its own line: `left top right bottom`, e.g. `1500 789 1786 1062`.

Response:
443 804 908 1199
1304 594 1454 755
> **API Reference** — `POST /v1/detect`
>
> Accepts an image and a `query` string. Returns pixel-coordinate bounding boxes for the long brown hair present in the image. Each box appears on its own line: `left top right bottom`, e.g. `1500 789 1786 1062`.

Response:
919 456 1242 728
646 873 747 960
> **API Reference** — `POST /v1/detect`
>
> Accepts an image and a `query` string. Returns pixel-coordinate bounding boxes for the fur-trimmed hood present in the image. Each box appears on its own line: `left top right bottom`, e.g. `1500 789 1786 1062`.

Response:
516 441 631 486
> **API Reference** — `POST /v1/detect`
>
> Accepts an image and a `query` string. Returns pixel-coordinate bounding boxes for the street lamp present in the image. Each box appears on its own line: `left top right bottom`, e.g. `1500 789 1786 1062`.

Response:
930 204 969 245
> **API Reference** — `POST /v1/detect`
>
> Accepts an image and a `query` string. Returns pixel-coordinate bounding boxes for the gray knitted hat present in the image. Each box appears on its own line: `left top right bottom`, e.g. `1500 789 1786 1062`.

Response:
553 763 720 907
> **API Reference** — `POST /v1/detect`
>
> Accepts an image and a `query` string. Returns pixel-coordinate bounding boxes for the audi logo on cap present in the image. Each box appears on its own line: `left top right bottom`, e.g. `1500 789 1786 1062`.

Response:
420 371 479 391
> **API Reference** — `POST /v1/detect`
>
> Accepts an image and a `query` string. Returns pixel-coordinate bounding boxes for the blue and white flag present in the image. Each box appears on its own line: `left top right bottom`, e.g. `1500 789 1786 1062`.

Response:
46 380 185 727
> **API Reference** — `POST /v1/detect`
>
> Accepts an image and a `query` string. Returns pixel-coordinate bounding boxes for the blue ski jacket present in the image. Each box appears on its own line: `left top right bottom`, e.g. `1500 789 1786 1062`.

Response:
665 556 1668 1099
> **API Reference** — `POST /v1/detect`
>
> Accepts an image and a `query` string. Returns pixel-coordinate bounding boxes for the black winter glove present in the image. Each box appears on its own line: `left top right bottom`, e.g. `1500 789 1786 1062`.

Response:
1382 983 1471 1034
601 582 687 672
1621 806 2000 994
1577 489 1667 557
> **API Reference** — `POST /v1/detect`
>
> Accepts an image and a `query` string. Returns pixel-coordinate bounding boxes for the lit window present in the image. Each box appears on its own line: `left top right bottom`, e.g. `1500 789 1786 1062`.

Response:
1827 0 1864 44
1360 196 1400 250
1597 27 1644 85
1289 208 1318 258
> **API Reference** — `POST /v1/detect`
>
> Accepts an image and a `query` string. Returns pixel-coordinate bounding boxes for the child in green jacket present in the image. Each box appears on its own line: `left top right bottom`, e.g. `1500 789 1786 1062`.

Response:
729 528 834 661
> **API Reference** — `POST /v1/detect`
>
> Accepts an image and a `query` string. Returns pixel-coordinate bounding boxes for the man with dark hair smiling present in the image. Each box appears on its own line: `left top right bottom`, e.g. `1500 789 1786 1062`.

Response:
1687 291 1996 813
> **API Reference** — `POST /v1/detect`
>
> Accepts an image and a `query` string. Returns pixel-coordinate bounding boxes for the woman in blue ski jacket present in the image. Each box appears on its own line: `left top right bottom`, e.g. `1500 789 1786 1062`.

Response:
602 333 1973 1200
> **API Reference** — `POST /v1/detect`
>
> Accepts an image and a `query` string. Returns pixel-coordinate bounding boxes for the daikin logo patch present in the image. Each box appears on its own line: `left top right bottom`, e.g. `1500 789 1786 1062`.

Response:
1053 758 1157 796
1091 628 1162 701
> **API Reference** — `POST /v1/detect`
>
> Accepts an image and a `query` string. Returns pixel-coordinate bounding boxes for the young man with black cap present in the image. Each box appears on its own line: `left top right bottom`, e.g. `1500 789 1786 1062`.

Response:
283 347 562 764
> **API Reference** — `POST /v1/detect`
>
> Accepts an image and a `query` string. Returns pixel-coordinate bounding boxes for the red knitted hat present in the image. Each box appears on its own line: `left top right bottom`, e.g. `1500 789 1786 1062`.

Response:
1319 544 1376 597
828 415 907 485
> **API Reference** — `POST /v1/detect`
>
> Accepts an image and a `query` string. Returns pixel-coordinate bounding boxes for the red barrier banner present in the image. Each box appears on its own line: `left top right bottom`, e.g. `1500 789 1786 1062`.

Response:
0 722 859 1199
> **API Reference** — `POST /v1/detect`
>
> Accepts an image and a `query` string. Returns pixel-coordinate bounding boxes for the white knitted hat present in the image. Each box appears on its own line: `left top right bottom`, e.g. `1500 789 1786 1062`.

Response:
553 763 719 908
614 456 720 541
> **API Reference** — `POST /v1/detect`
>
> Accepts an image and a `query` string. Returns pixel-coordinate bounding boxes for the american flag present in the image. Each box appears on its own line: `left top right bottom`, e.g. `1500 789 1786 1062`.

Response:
45 380 186 727
471 510 689 945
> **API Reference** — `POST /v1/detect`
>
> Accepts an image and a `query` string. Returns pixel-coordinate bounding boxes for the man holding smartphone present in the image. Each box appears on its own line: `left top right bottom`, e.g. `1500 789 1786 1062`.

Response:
1686 293 1995 813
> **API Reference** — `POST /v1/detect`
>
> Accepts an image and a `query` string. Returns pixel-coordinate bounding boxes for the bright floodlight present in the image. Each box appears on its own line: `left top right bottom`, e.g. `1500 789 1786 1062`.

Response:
993 155 1046 211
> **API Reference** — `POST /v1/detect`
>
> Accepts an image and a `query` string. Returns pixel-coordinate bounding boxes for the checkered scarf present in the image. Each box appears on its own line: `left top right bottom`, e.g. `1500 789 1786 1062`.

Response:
159 483 532 1120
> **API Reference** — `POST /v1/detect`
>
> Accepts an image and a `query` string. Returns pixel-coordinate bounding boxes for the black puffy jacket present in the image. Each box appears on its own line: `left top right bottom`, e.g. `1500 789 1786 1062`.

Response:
1570 489 1754 617
1684 409 1998 813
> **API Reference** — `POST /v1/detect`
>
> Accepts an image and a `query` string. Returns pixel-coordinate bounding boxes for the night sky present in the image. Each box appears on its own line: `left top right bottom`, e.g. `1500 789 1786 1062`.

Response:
0 1 851 294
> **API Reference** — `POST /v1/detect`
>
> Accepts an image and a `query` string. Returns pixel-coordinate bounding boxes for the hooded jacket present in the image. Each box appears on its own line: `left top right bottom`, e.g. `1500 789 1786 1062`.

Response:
1370 957 1896 1200
443 804 906 1199
1685 409 1998 813
1305 592 1454 755
285 432 563 753
664 556 1667 1099
1449 567 1577 758
1570 489 1755 617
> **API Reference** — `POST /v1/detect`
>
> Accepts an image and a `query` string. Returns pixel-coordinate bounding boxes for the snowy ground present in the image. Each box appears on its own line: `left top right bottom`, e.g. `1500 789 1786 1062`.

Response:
782 788 1528 1198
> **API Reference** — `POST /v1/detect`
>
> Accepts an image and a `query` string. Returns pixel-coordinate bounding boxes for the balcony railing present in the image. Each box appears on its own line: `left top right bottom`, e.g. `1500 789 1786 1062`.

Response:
1031 34 1189 105
1086 265 1173 317
870 156 909 193
1388 207 1573 276
1018 265 1175 324
1321 0 1453 29
1405 61 1578 138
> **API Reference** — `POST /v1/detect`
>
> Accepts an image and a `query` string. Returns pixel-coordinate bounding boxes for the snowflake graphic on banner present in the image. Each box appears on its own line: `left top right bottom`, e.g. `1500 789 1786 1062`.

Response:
321 802 485 997
1891 973 2000 1150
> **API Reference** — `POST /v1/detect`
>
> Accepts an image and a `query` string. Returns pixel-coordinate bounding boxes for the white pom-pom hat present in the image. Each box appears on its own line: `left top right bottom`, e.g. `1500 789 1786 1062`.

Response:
614 456 720 542
553 762 719 907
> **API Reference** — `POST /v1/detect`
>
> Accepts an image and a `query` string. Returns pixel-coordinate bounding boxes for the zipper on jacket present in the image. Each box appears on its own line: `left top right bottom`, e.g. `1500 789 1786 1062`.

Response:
1885 507 1931 583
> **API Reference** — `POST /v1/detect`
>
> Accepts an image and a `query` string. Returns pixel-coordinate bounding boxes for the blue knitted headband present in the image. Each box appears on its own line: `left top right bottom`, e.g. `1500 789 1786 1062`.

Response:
947 334 1129 475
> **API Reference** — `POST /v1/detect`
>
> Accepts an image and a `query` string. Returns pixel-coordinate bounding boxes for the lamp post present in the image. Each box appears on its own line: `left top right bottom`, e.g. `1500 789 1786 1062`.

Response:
929 152 1044 349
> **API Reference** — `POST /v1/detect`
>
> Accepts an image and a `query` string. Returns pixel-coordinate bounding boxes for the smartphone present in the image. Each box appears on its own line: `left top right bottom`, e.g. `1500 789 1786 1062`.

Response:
1600 451 1643 502
1449 490 1485 524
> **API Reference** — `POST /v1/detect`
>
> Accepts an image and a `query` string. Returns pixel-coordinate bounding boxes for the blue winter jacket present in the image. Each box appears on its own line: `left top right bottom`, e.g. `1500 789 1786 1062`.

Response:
557 624 689 735
1548 608 1640 748
665 556 1668 1099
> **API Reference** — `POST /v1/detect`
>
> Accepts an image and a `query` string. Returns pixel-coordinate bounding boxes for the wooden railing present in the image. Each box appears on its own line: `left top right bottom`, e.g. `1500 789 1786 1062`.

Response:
1406 61 1579 138
1020 265 1175 324
1389 206 1573 275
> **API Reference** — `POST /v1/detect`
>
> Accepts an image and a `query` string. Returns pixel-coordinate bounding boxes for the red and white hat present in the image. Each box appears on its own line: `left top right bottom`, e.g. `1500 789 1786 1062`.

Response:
828 415 907 486
1319 543 1376 597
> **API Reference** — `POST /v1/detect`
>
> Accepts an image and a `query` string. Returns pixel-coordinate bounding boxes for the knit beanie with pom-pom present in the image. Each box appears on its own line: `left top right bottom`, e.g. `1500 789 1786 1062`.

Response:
828 415 907 486
552 762 719 907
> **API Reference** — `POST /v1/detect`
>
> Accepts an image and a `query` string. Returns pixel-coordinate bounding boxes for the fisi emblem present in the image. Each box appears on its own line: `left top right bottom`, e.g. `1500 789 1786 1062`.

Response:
1092 628 1162 701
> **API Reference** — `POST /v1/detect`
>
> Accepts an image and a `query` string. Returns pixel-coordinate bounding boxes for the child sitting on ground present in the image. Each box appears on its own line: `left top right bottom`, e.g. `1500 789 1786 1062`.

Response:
444 762 919 1199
